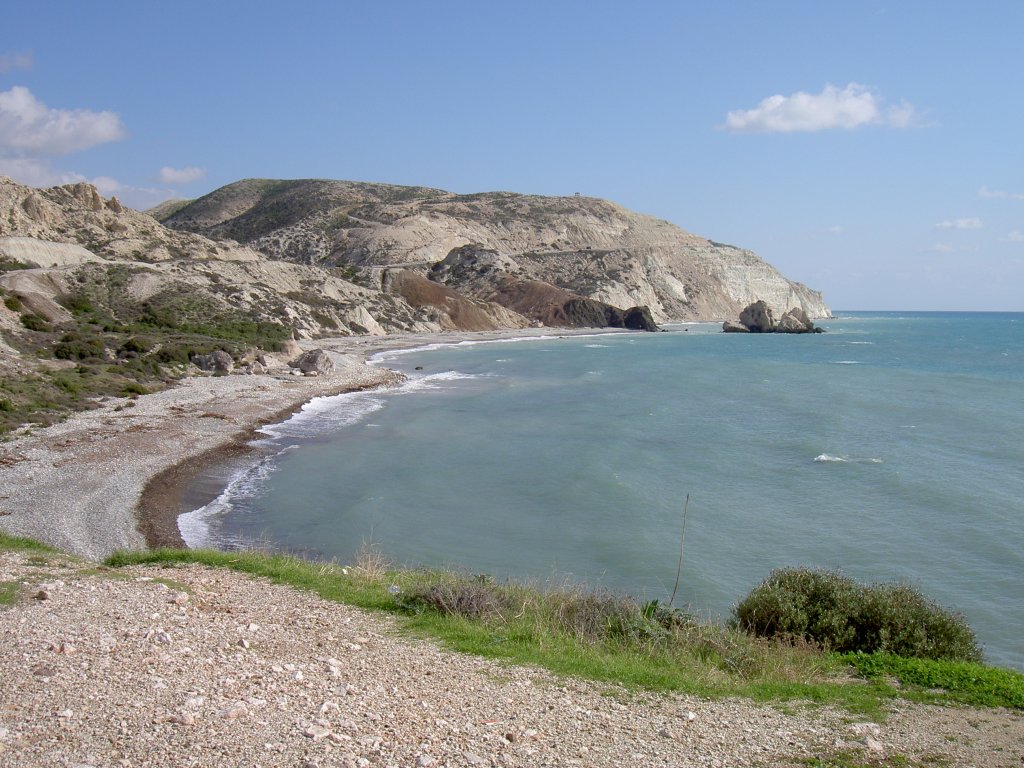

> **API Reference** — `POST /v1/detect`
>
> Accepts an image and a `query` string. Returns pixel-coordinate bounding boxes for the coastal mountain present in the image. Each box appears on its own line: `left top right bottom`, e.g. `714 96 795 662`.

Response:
157 178 830 323
0 173 830 429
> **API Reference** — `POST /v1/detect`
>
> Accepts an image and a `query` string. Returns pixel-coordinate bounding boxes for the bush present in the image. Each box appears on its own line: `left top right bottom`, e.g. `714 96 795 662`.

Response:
3 295 22 312
734 567 981 662
54 333 107 361
20 313 52 332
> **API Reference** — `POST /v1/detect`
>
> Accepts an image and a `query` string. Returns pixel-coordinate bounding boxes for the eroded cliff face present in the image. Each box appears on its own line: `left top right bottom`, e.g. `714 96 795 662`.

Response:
159 180 831 322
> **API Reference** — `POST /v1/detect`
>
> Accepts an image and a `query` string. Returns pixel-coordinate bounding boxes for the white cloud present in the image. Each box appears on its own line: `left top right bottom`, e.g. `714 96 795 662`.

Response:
0 156 83 187
934 217 982 230
0 52 33 73
1000 230 1024 243
979 186 1024 201
722 82 918 134
826 225 844 234
157 165 206 185
923 243 955 253
0 86 125 155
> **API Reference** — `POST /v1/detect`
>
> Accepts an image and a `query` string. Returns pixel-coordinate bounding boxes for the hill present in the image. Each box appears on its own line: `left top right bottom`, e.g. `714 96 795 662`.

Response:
158 178 830 323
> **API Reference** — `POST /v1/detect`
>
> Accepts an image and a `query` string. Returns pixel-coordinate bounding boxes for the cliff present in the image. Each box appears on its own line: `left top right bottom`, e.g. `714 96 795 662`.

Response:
157 178 831 323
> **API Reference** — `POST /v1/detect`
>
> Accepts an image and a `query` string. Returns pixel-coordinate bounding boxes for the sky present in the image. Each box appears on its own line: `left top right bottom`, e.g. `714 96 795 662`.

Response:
2 1 1022 311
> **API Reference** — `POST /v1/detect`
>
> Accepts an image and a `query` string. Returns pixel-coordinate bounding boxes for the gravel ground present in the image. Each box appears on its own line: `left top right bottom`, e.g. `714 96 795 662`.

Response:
1 551 1021 768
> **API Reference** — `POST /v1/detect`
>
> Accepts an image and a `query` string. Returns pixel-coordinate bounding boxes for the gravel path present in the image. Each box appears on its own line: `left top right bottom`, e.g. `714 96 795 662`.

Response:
1 550 1021 768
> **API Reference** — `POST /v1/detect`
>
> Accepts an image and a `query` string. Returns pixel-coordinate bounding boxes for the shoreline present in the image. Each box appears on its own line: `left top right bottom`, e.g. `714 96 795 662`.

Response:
0 327 634 561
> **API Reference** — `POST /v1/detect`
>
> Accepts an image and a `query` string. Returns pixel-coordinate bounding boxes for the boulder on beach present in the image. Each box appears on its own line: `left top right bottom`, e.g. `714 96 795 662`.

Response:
192 349 233 374
289 348 334 376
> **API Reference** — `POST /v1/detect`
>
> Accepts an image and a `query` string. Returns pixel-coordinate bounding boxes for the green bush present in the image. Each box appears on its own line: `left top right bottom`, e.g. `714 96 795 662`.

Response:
734 567 981 662
54 333 107 361
3 295 22 312
20 313 52 332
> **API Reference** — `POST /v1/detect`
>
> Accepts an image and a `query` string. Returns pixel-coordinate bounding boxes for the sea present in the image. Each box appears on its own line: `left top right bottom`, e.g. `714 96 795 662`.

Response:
179 312 1024 670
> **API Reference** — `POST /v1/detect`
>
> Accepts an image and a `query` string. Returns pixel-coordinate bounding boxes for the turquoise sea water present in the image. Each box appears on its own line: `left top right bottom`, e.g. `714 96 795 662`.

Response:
181 312 1024 669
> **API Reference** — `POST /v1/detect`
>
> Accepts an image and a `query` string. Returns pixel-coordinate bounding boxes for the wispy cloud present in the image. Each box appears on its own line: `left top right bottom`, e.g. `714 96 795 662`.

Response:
979 186 1024 201
934 217 982 230
0 86 125 155
0 52 33 73
158 166 206 185
923 243 955 253
722 83 919 134
1000 230 1024 243
826 225 844 234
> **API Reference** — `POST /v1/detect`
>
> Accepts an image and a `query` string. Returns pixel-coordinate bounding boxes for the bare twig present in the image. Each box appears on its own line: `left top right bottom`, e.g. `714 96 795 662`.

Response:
668 493 690 608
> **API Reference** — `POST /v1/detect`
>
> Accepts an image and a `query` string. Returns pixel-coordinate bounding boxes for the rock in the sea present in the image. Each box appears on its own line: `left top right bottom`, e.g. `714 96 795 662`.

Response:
192 349 234 373
776 307 817 333
722 319 749 333
622 305 658 331
290 349 334 376
739 300 775 332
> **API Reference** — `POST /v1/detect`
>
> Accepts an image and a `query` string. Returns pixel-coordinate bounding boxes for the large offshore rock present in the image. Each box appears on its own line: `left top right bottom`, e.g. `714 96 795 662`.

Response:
739 300 775 332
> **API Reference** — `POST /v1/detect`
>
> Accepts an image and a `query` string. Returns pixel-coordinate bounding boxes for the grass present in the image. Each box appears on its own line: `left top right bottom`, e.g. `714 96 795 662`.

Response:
0 580 20 607
4 533 1019 716
100 546 1024 716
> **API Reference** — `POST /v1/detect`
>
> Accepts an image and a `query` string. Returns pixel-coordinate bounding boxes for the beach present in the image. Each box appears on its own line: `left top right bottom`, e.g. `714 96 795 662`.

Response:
0 328 617 560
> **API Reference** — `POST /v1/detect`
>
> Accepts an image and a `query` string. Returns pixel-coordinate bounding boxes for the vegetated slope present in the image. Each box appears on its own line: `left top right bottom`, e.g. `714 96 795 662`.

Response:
0 175 525 431
159 178 831 322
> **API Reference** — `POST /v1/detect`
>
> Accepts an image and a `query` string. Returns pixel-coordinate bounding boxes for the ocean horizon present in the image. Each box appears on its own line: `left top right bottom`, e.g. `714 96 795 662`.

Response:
180 311 1024 670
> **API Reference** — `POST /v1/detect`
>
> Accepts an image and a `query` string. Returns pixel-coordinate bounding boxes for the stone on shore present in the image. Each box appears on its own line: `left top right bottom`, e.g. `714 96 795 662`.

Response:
290 349 334 376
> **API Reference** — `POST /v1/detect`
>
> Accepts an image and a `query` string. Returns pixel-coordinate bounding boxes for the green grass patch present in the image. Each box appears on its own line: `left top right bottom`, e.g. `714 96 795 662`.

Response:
0 580 21 607
0 532 60 554
103 548 1023 715
839 652 1024 709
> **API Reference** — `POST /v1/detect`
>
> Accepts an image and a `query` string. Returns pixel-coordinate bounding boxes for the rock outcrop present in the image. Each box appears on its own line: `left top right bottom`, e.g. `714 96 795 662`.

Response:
725 301 823 334
739 300 775 333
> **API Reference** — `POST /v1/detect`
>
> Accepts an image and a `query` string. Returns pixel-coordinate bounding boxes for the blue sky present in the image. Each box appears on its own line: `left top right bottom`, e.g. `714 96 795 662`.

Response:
2 1 1022 310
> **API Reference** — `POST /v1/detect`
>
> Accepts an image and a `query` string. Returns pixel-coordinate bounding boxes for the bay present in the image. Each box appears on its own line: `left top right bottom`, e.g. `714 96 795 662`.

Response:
181 312 1024 669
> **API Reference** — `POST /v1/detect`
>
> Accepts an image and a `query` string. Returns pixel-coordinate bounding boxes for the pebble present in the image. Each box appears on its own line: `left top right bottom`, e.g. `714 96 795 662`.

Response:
304 724 331 741
218 703 247 721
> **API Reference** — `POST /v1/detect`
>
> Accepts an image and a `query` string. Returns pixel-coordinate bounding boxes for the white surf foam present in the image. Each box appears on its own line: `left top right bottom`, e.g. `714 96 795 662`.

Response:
813 453 883 465
259 391 385 441
177 449 287 548
813 453 847 463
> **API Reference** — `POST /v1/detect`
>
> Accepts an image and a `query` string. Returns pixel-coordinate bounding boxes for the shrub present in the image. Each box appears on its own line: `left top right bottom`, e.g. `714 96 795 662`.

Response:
405 579 513 620
734 567 981 662
120 335 153 354
54 333 107 361
3 295 22 312
20 313 52 332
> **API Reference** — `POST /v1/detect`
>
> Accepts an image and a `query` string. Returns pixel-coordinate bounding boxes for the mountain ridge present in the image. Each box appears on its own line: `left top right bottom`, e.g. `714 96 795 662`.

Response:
155 177 830 323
